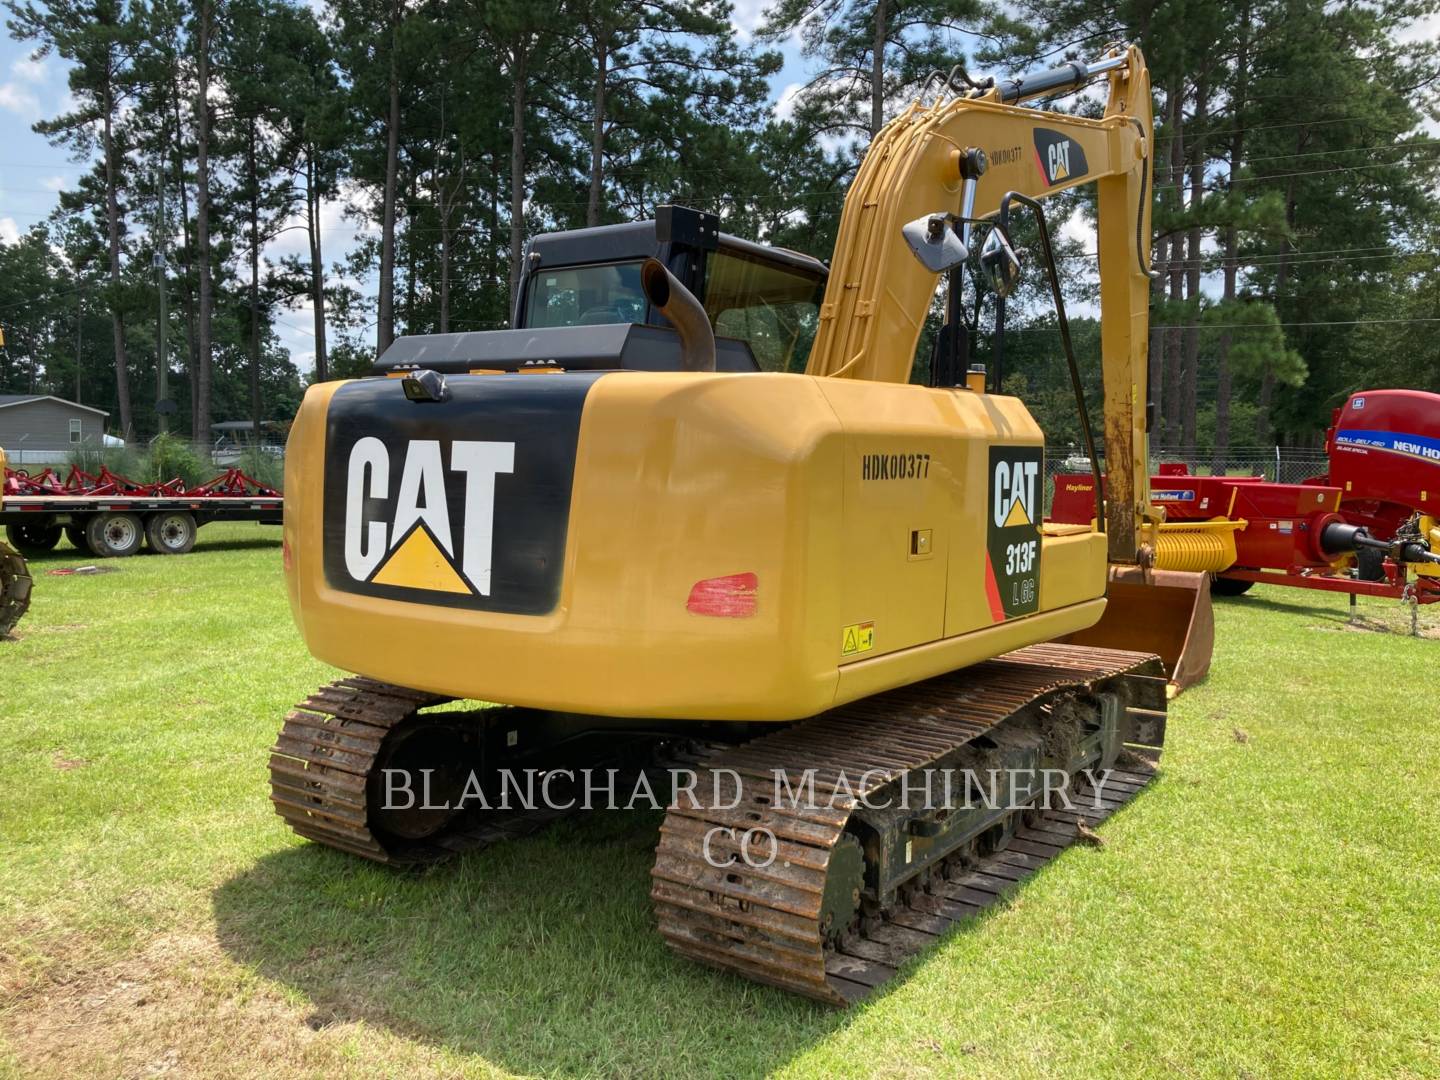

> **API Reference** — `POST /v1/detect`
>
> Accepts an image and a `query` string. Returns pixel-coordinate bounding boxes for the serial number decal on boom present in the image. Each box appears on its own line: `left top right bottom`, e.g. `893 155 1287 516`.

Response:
986 446 1042 619
321 373 601 614
862 452 931 481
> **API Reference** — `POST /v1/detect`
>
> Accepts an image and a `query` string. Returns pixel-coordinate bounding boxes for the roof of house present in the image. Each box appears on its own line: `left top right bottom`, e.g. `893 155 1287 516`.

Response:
0 394 110 417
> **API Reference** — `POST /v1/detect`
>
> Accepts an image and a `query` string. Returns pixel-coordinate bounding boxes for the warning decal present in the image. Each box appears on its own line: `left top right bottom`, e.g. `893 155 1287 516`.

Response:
986 446 1043 619
841 621 876 656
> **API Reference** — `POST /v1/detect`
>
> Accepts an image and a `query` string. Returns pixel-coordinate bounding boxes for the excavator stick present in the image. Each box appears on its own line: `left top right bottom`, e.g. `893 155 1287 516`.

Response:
1063 567 1214 693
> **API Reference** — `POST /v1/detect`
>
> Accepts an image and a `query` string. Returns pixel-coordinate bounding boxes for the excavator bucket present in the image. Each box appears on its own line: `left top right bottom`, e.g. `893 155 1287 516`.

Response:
1063 566 1214 694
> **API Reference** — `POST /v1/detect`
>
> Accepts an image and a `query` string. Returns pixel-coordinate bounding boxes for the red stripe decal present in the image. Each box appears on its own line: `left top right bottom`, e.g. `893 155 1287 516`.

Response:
1033 147 1049 184
983 551 1006 622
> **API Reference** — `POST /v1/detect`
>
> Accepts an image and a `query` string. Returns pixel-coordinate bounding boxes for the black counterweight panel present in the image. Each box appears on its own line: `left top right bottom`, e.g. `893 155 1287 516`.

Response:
321 372 605 615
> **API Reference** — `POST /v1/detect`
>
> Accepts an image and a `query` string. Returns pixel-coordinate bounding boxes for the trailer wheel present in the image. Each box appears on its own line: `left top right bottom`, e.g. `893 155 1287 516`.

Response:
64 522 91 553
1211 575 1254 597
6 519 62 554
85 512 144 558
145 511 197 554
1355 547 1387 582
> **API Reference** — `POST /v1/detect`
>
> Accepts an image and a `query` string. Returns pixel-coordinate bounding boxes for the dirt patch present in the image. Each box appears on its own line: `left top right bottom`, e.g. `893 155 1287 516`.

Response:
0 931 454 1078
1314 617 1439 640
50 754 88 771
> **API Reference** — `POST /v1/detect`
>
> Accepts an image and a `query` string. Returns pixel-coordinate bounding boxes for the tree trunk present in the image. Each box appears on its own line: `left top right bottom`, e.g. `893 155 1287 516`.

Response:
587 32 608 228
1213 2 1250 473
248 121 262 438
102 74 132 440
377 2 402 357
1149 232 1168 434
869 0 887 140
307 152 328 381
169 74 200 436
490 154 502 292
1181 76 1208 451
507 45 529 317
1259 132 1305 447
404 170 417 328
195 0 214 443
1163 87 1185 448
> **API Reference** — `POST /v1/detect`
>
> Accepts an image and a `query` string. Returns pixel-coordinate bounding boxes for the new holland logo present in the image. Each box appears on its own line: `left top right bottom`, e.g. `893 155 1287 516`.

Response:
985 446 1043 621
344 437 515 596
1032 128 1089 186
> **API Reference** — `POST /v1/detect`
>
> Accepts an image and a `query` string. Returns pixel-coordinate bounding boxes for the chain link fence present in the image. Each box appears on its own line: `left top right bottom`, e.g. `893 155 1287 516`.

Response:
1043 446 1333 514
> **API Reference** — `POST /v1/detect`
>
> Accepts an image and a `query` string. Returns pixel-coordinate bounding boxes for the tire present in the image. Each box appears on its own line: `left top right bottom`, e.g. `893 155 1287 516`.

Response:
6 519 62 554
145 510 197 555
1355 546 1387 582
1210 575 1254 596
85 512 144 558
64 522 91 553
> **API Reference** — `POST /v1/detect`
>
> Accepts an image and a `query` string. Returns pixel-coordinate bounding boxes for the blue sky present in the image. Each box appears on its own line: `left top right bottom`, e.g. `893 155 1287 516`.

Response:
0 3 814 374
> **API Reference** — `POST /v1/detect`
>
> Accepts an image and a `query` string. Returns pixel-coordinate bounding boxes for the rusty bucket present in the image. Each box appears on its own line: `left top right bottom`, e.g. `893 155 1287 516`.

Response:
1063 566 1214 694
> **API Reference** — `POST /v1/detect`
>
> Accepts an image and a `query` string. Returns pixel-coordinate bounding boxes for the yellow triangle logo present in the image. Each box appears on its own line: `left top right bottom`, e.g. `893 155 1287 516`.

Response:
1003 498 1032 528
371 524 473 595
1052 160 1068 181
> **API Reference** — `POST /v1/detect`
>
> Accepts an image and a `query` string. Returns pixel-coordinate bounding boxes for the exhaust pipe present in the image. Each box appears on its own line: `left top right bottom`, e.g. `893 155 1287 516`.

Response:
641 257 715 373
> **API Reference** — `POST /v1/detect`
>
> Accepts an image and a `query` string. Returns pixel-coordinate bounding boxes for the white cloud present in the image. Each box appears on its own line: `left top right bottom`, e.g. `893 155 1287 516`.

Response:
774 81 802 121
41 175 67 192
1061 207 1097 254
0 82 41 117
729 0 769 40
10 55 48 83
1397 12 1440 44
0 217 20 246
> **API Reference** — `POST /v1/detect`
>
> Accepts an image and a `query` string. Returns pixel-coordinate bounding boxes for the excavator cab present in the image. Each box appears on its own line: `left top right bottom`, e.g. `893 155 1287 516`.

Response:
375 206 828 379
517 206 827 373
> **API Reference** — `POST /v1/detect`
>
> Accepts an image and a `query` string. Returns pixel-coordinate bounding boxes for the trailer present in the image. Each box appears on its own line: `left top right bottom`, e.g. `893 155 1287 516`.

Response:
2 464 281 558
1050 388 1440 617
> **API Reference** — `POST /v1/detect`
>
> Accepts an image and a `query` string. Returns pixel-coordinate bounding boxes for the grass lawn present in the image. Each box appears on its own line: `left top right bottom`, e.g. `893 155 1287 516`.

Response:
2 521 1438 1078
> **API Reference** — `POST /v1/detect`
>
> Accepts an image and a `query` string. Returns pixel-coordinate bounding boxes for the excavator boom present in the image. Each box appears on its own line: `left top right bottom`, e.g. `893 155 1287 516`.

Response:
805 44 1211 688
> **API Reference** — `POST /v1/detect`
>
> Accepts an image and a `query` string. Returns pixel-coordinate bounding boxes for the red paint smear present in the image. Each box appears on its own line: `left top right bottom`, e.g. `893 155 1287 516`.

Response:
983 552 1006 622
687 572 758 617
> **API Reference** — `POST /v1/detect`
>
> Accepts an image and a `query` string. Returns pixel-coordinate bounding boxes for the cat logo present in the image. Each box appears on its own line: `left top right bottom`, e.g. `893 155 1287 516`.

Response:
992 456 1038 528
1032 128 1089 186
344 437 514 596
986 446 1043 620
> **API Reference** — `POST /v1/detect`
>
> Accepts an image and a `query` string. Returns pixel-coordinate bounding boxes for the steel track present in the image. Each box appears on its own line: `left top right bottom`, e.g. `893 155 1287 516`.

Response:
269 678 581 864
270 644 1166 1005
649 642 1167 1004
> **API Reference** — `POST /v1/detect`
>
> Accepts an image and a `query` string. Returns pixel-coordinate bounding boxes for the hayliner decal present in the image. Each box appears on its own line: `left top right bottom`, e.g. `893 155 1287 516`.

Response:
985 446 1043 620
322 372 602 614
1033 128 1088 186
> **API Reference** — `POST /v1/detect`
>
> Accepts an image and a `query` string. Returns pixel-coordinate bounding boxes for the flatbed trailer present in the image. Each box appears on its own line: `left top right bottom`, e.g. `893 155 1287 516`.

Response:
2 467 281 558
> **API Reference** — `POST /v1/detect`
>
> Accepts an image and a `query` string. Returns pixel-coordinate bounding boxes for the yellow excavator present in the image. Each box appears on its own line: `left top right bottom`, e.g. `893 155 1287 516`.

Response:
0 448 33 637
272 44 1212 1004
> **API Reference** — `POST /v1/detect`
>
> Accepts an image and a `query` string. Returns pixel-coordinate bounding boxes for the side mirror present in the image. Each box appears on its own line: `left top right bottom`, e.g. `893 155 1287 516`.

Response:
980 227 1022 298
902 213 969 274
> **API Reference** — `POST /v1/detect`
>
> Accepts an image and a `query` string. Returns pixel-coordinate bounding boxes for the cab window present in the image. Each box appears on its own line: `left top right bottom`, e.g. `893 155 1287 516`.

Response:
525 261 647 328
704 249 824 373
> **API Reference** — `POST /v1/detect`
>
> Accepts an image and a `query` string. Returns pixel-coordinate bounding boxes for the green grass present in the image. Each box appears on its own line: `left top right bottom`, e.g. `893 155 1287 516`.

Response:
2 523 1438 1078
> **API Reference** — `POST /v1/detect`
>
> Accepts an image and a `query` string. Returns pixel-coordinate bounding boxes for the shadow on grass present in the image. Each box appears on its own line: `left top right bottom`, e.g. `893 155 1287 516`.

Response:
1212 592 1350 623
213 809 848 1078
16 533 281 566
190 534 282 553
